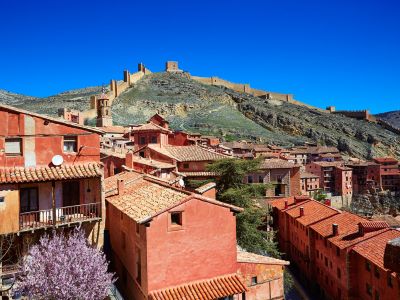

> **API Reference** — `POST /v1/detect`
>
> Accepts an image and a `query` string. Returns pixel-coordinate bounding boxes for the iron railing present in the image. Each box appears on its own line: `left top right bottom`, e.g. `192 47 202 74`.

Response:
19 202 101 231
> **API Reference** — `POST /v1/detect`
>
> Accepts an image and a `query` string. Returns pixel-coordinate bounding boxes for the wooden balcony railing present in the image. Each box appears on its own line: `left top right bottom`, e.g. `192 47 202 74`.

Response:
19 202 101 232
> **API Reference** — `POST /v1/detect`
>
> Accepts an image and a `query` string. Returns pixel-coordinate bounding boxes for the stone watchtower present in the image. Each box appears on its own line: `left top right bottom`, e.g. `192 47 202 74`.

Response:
96 91 113 127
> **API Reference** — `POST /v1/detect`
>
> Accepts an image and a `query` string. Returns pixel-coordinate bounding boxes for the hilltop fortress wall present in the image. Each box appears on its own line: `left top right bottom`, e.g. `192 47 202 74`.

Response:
190 75 294 102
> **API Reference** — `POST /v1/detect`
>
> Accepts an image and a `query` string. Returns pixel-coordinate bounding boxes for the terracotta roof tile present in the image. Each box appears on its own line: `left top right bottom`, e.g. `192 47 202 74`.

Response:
104 170 143 194
181 171 218 177
285 199 339 226
0 163 102 184
131 122 171 133
106 177 242 223
260 158 295 169
268 196 310 211
237 249 289 265
148 274 247 300
310 212 366 238
352 229 400 270
300 171 319 179
150 145 229 162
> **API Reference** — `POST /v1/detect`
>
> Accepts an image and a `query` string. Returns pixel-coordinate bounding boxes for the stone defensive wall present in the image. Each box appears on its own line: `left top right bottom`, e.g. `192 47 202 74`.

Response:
190 75 294 102
377 118 400 135
331 109 377 122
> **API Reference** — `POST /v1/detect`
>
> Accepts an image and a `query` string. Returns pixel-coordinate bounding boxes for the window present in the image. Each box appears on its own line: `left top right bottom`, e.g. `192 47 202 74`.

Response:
5 138 22 156
388 273 393 288
325 257 328 267
150 136 157 144
20 188 39 213
366 283 372 296
336 247 340 257
63 136 77 152
139 136 146 145
183 163 189 169
139 151 145 158
337 268 341 279
374 266 380 278
136 247 142 285
248 176 253 183
374 290 380 300
259 176 263 183
366 260 371 272
0 196 4 203
170 212 182 226
121 231 126 250
251 276 258 285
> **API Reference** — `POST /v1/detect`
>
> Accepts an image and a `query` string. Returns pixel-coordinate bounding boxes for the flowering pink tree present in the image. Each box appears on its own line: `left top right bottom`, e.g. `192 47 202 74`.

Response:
14 229 114 300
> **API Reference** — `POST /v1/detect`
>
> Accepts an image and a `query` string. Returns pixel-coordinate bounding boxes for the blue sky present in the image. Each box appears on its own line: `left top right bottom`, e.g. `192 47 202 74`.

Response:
0 0 399 113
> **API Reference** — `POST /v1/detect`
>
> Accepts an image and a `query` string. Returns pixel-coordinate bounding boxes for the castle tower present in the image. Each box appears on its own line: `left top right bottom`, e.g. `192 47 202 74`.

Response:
96 90 113 127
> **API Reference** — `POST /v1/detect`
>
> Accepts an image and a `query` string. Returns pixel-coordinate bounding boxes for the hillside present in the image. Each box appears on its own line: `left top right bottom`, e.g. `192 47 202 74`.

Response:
376 110 400 129
1 72 399 160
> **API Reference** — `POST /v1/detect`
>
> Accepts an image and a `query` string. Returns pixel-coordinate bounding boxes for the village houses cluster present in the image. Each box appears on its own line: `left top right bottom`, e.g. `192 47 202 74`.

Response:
0 62 399 300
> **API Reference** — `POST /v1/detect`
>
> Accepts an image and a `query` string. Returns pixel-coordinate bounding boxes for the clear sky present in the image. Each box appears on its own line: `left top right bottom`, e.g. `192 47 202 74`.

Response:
0 0 399 113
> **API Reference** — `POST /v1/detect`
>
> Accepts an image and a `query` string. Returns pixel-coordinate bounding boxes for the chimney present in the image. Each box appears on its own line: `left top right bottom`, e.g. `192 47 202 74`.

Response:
284 200 288 209
332 223 339 236
358 223 364 236
117 179 125 195
300 207 304 217
125 152 134 169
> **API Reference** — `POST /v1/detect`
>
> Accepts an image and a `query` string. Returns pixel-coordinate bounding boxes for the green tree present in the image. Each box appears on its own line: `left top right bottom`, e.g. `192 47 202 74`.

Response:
207 158 280 257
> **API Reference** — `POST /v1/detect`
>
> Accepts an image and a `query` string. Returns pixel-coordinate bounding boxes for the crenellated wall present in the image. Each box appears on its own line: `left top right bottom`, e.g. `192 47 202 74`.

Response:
190 75 293 102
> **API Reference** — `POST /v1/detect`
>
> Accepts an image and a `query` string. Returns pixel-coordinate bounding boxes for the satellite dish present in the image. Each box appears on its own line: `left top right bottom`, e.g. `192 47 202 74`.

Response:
52 155 64 166
178 178 185 188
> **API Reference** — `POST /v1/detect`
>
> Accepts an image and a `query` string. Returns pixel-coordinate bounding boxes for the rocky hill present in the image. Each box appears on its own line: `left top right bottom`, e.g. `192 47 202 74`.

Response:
376 110 400 129
1 72 399 160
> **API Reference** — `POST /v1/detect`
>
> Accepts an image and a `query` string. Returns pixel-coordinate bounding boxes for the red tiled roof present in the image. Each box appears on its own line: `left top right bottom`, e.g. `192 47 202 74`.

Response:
237 249 289 266
285 199 339 226
195 182 216 194
352 229 400 270
329 228 389 250
358 221 389 233
150 145 230 162
0 163 102 184
131 122 171 133
104 170 143 194
373 157 398 164
148 274 247 300
300 171 319 179
180 171 218 177
268 196 310 211
310 212 366 238
106 177 242 223
260 158 295 169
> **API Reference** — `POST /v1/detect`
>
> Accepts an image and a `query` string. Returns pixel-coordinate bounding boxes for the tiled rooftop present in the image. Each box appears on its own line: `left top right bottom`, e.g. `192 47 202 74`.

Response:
104 170 143 194
260 158 296 169
0 163 102 184
352 229 400 270
195 182 216 194
329 228 389 250
237 249 289 266
268 196 310 211
131 122 171 133
148 273 247 300
180 171 218 177
300 171 319 179
310 211 366 238
286 199 339 226
150 145 229 162
106 177 242 223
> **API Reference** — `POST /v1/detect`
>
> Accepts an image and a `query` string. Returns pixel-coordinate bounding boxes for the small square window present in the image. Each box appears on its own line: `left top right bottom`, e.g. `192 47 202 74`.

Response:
63 136 77 152
171 212 182 226
248 176 253 183
366 261 371 272
374 266 380 278
0 196 4 203
150 136 157 144
139 136 146 145
183 163 189 169
5 138 22 156
366 283 372 295
251 276 257 285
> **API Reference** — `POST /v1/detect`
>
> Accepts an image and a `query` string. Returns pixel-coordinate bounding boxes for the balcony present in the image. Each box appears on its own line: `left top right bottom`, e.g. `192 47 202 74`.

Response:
19 202 101 232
